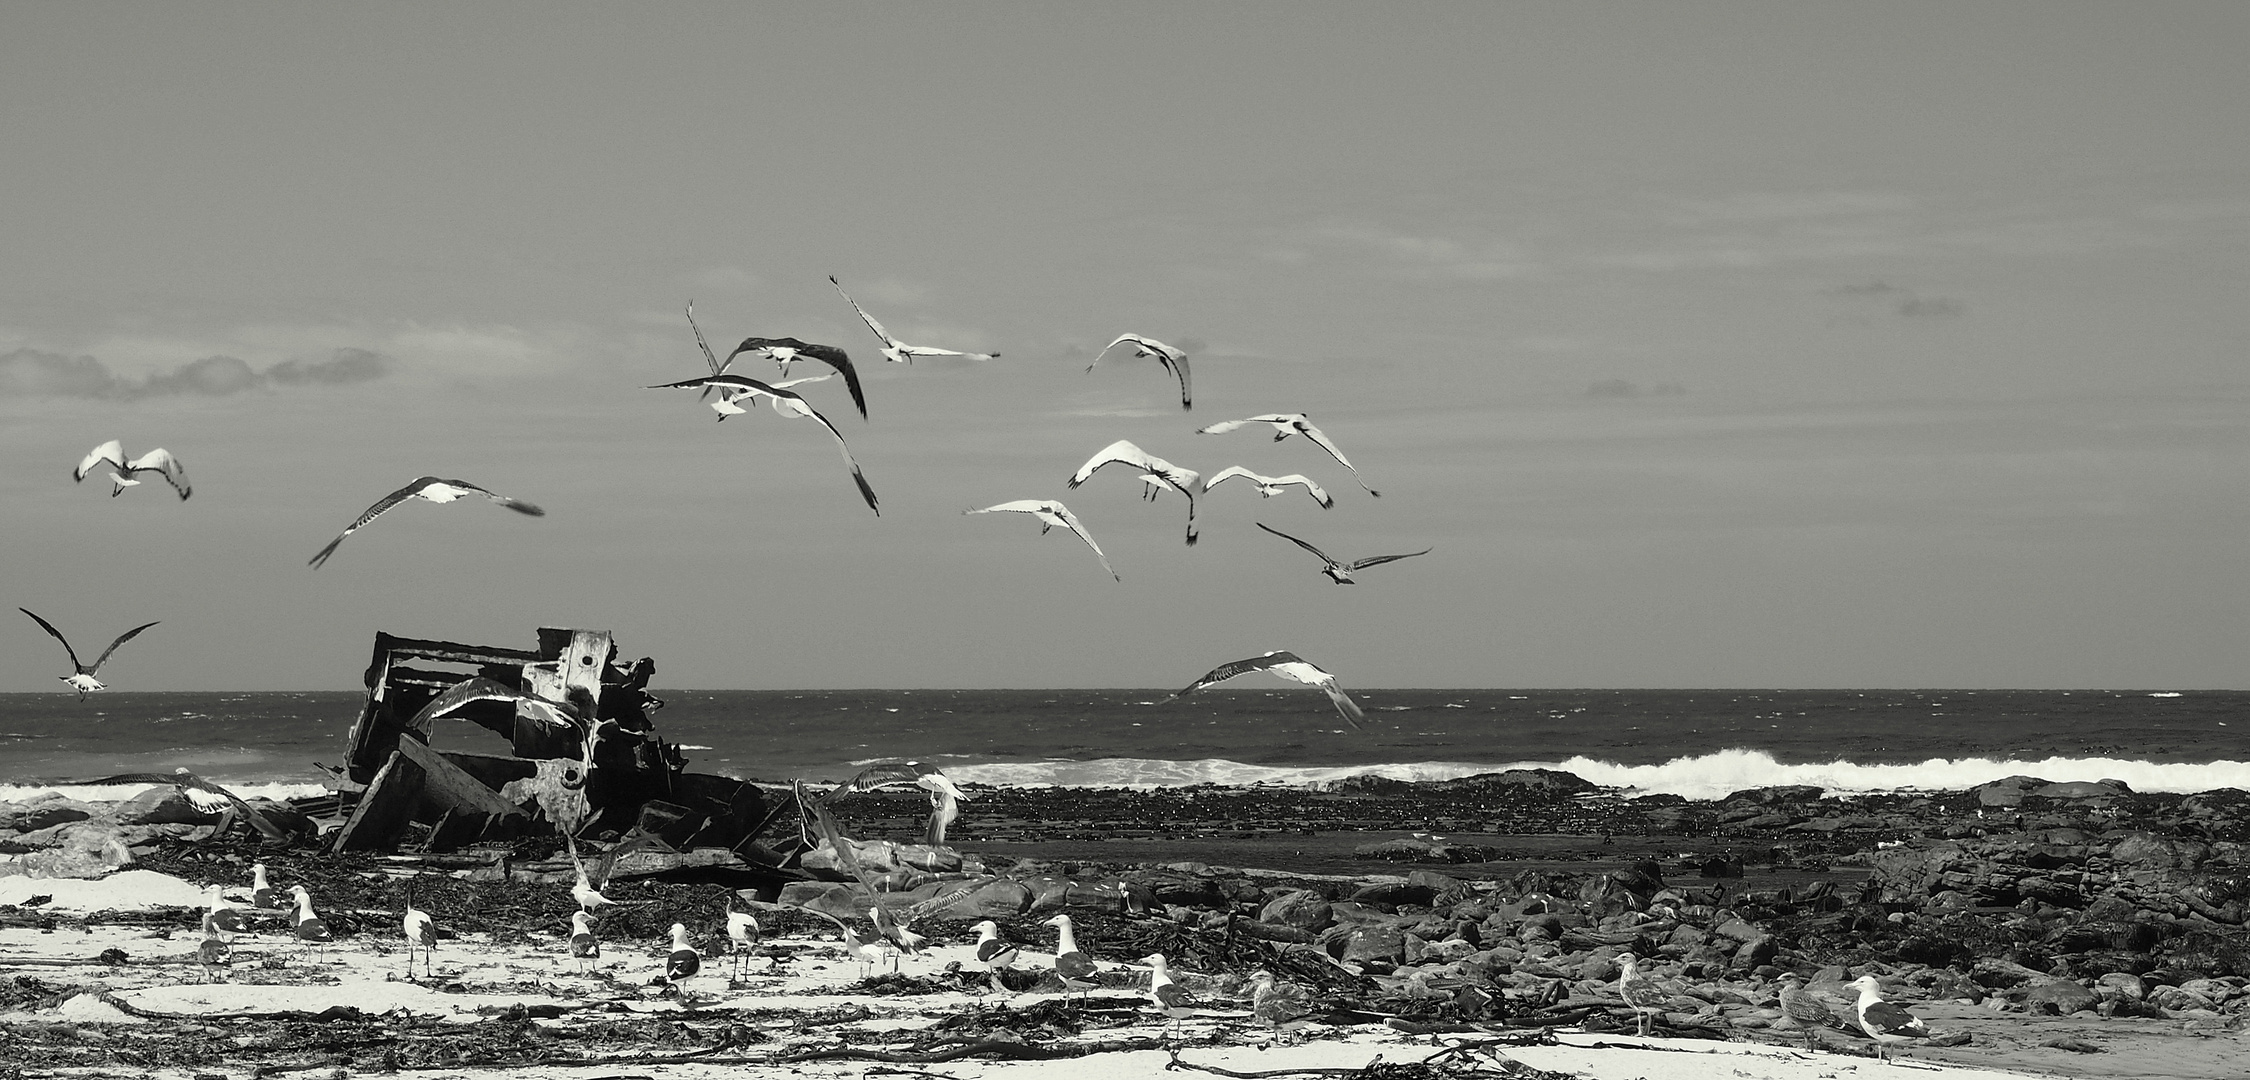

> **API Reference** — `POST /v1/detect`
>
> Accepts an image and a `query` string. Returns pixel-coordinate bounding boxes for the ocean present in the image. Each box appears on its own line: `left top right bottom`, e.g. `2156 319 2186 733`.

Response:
3 688 2247 805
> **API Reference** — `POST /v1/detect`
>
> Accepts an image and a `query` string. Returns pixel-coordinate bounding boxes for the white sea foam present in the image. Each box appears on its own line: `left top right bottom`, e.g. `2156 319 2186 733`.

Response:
948 749 2250 800
0 781 332 804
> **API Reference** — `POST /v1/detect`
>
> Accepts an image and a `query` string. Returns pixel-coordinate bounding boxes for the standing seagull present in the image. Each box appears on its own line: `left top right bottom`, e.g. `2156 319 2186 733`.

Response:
202 885 249 939
1171 650 1365 729
250 863 282 910
726 907 761 981
1045 913 1100 1000
290 885 335 960
972 919 1018 995
1848 975 1933 1061
831 276 997 363
307 477 544 568
1088 334 1190 410
1196 413 1378 496
197 918 232 982
402 884 437 980
1777 974 1840 1048
1142 952 1196 1036
964 500 1119 581
1203 467 1333 509
1616 952 1668 1037
664 922 703 1001
1067 439 1200 546
74 441 191 499
568 911 601 974
1254 523 1430 585
648 374 880 515
20 609 159 699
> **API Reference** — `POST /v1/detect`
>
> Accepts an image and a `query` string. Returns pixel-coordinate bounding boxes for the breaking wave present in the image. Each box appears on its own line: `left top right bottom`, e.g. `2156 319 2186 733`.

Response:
0 781 331 805
948 749 2250 801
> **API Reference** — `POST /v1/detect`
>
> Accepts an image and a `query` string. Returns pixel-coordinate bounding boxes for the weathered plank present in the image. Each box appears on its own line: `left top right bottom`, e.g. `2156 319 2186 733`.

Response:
332 750 425 852
394 734 526 821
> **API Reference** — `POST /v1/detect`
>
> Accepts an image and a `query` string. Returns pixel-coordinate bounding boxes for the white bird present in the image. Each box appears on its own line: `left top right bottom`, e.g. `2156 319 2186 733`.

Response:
1045 913 1100 999
1087 334 1191 410
1616 952 1668 1037
831 276 998 363
1848 975 1933 1061
726 908 761 981
307 476 544 568
973 919 1018 995
665 922 703 1000
964 500 1119 581
250 863 281 910
74 440 191 499
870 905 927 969
684 299 870 420
1067 439 1200 546
830 760 974 846
1196 413 1377 496
647 374 880 516
201 884 248 938
1203 467 1333 509
571 868 619 914
402 885 437 980
1254 522 1430 585
568 911 601 973
290 884 335 959
709 373 832 419
1142 952 1196 1036
1172 650 1365 729
20 609 159 699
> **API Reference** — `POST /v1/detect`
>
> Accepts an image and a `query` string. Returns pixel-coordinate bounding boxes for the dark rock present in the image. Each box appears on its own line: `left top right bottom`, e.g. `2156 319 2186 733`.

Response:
1351 881 1438 909
1260 889 1333 931
1974 776 2049 808
2111 833 2211 869
2032 780 2130 801
0 795 99 833
2025 978 2098 1015
1722 785 1824 806
1404 870 1473 905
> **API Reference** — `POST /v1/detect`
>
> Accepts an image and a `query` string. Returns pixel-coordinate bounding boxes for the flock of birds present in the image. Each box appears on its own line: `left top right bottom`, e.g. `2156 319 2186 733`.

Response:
30 276 1434 724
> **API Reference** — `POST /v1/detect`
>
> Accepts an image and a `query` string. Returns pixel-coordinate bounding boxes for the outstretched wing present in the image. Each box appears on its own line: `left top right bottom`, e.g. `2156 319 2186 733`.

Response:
408 676 576 732
1294 420 1378 496
437 478 544 517
1203 465 1259 492
1315 681 1365 728
308 478 433 569
1267 474 1334 508
88 621 159 675
124 448 191 499
1345 548 1432 572
771 388 879 515
1255 522 1336 566
728 337 866 420
1045 501 1120 581
74 441 126 483
1194 418 1262 436
1175 651 1297 697
19 608 83 671
79 770 295 842
1067 439 1155 488
829 276 902 350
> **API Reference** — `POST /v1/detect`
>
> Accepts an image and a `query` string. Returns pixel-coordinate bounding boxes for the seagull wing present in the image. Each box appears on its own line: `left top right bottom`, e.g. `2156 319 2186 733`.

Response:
729 338 866 420
308 477 436 569
1255 522 1338 566
1860 999 1928 1037
650 373 765 394
829 276 904 351
1195 415 1289 435
409 676 536 731
1267 474 1334 508
684 300 731 401
763 385 879 514
124 449 191 499
1292 420 1378 496
1067 440 1158 488
768 373 835 390
1175 651 1298 697
1315 680 1365 728
19 608 84 672
1161 351 1191 410
1203 465 1260 492
1085 334 1137 372
1043 501 1120 581
75 441 126 482
1345 547 1432 572
86 620 159 676
837 761 929 794
439 479 544 517
900 344 995 361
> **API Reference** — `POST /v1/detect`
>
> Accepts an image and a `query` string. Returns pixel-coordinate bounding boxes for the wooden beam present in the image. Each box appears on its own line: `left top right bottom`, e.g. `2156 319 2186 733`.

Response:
394 734 527 821
332 750 424 852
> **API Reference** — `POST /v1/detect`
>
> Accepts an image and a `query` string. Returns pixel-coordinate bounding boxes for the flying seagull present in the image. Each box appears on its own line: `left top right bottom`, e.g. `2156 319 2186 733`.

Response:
20 608 159 699
1196 413 1378 496
308 477 545 568
1087 333 1191 410
1203 467 1333 509
684 302 867 419
826 760 973 846
649 374 881 515
1172 650 1365 728
1068 439 1200 545
964 499 1119 581
74 441 191 500
709 373 831 420
1255 522 1429 585
725 337 866 419
831 276 997 363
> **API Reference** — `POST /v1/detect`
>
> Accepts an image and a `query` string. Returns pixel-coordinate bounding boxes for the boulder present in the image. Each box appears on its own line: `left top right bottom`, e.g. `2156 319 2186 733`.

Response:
1259 889 1333 932
0 795 100 833
2110 833 2211 870
2025 978 2099 1016
918 877 1031 918
1350 881 1438 909
775 880 863 920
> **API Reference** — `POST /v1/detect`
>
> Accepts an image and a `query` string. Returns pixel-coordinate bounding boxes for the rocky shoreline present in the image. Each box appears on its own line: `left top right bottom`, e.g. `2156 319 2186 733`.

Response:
3 768 2248 1077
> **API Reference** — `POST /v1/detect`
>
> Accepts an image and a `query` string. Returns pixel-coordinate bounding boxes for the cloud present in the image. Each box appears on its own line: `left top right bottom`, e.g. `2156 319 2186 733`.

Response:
0 346 394 400
1586 379 1686 400
1826 280 1965 319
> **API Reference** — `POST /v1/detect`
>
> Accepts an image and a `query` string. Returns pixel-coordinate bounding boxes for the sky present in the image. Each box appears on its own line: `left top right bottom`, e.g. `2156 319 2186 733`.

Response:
2 2 2247 692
